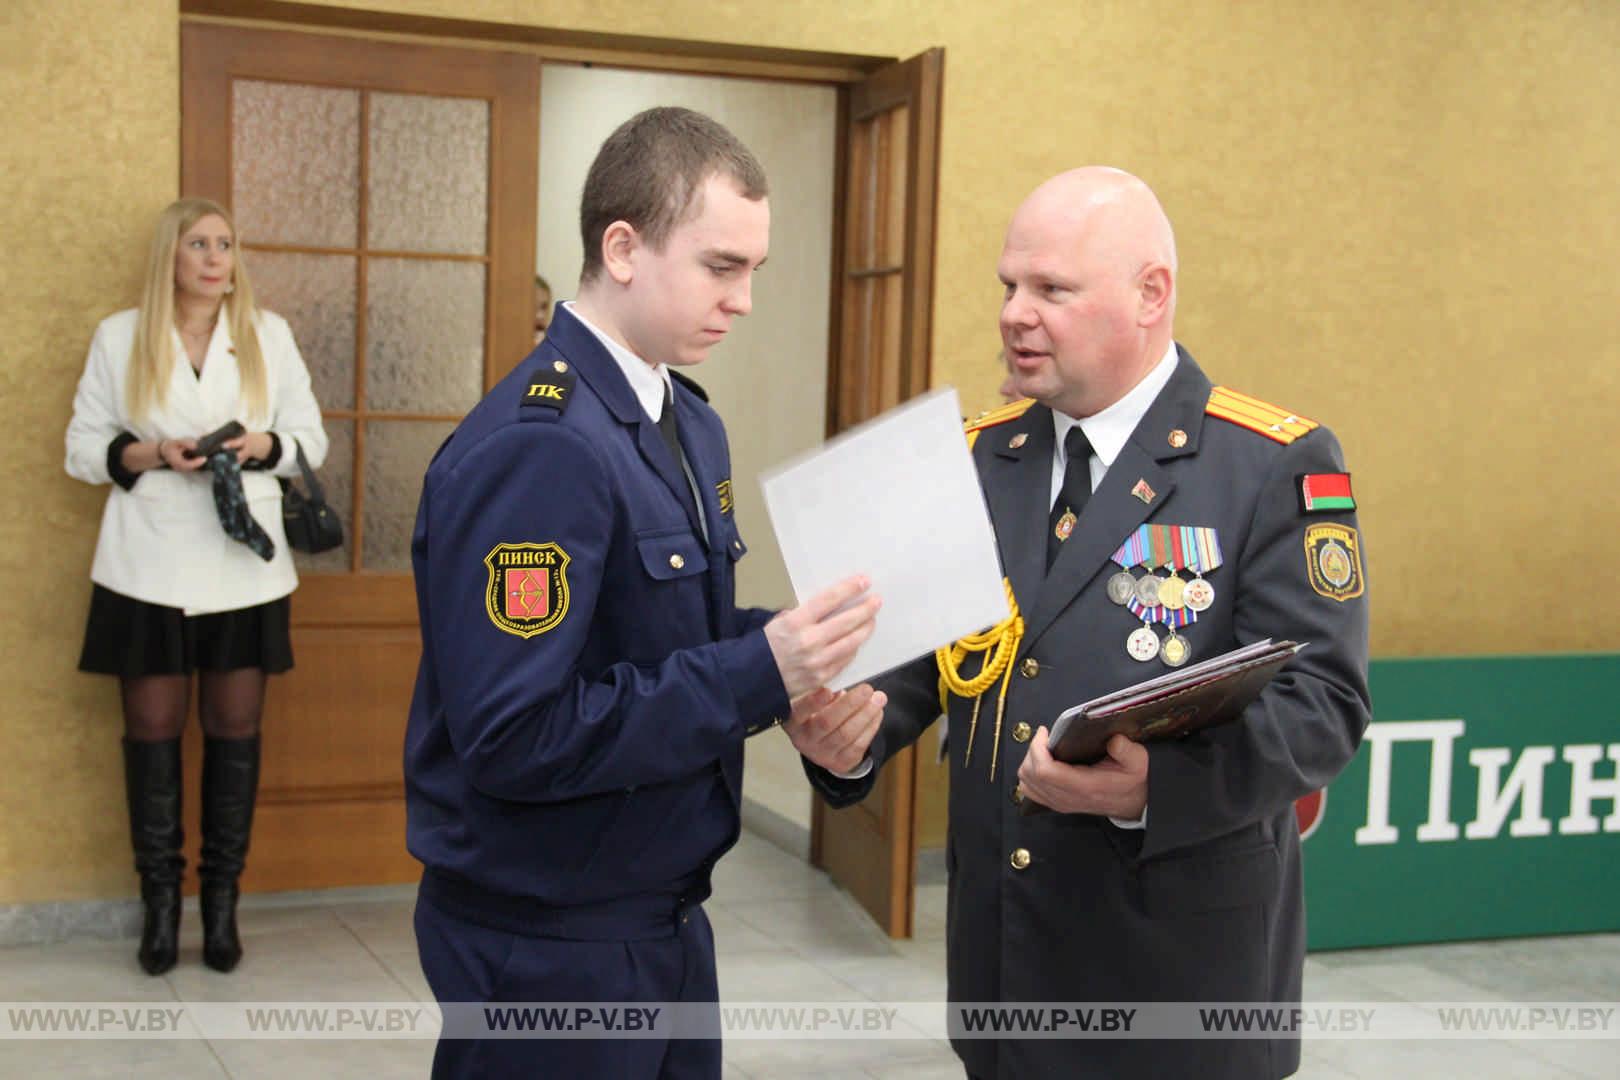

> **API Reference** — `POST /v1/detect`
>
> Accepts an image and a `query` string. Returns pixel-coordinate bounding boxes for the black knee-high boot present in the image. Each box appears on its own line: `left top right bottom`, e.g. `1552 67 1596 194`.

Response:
199 735 260 973
123 737 184 976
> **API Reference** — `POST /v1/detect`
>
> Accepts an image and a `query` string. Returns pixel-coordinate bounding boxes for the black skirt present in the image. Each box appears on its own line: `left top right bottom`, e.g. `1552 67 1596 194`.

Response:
77 584 294 677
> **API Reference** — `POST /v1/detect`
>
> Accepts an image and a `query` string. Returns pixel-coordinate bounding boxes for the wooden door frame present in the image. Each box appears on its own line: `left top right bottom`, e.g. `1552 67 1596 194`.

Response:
181 0 893 84
812 49 946 938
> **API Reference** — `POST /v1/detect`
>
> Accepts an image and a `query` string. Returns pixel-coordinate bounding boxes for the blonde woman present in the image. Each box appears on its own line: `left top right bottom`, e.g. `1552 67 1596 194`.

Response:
65 198 328 975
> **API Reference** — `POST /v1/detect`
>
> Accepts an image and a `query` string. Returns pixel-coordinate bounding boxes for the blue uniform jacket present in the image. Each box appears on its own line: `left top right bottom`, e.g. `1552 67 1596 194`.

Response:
404 304 789 912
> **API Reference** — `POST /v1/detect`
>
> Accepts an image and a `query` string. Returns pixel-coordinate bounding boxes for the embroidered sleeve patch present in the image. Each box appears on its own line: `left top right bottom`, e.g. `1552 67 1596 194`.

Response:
716 479 734 515
1299 472 1356 513
484 542 571 637
1304 524 1364 602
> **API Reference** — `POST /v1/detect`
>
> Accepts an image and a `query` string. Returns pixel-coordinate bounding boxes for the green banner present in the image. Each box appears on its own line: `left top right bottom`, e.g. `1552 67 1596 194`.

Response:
1304 654 1620 950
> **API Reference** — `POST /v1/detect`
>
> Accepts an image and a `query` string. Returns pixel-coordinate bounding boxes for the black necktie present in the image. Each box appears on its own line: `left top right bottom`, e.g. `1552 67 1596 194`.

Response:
1046 425 1093 570
657 381 711 542
657 380 682 464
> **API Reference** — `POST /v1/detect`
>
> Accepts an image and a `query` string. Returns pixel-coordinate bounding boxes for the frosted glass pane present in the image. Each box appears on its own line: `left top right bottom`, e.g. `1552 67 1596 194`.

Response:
248 251 356 411
291 419 353 575
232 81 359 248
363 420 456 572
368 92 489 255
365 259 485 414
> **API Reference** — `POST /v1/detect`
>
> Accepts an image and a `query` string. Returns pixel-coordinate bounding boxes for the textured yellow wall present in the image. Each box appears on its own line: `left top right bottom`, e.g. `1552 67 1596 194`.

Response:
4 0 1617 903
2 2 179 904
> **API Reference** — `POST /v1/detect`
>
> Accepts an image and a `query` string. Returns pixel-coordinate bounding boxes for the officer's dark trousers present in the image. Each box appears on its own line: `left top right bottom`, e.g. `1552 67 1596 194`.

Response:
415 887 721 1080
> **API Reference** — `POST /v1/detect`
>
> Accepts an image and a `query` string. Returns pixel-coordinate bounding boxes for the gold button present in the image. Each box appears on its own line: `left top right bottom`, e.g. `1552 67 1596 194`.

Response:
553 360 569 373
1012 785 1025 805
669 553 685 570
1168 428 1188 448
1019 657 1040 679
1010 848 1031 870
1013 722 1032 743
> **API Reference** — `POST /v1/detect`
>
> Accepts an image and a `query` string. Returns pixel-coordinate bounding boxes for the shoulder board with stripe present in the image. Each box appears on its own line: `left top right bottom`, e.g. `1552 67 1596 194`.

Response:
1205 386 1319 445
964 398 1034 450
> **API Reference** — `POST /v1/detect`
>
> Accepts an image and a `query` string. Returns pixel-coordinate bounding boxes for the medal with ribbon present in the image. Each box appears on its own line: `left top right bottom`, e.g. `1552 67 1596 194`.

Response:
1107 525 1151 606
1180 525 1223 612
1109 525 1223 666
1126 597 1197 666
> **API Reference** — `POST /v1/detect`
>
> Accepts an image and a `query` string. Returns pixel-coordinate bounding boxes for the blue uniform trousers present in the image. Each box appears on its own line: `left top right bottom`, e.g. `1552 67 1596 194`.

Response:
415 889 720 1079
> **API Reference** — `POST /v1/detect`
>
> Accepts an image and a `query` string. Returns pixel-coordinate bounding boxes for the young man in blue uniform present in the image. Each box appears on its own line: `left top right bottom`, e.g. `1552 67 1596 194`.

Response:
406 107 886 1079
810 168 1372 1079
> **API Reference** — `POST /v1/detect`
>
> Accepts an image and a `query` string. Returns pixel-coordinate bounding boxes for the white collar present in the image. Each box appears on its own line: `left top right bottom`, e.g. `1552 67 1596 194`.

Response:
1052 341 1180 470
562 300 672 421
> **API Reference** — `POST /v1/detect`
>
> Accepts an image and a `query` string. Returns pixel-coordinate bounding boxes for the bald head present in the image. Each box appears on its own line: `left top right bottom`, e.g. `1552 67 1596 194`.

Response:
1016 167 1177 291
998 168 1179 418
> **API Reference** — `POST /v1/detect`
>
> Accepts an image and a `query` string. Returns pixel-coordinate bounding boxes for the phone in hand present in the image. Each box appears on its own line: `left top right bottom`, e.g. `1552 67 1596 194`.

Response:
186 420 246 459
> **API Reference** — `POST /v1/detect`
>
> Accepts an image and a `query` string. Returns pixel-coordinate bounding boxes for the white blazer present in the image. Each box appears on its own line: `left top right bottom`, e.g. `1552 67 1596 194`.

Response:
65 307 330 615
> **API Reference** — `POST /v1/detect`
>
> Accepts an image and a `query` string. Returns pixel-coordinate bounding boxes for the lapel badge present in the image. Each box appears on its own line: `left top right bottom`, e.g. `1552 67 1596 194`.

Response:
1167 428 1187 449
1008 432 1028 449
1131 478 1156 504
553 360 569 373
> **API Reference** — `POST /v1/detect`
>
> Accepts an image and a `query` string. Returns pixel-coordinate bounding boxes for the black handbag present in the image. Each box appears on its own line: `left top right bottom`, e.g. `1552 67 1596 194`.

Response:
280 441 344 554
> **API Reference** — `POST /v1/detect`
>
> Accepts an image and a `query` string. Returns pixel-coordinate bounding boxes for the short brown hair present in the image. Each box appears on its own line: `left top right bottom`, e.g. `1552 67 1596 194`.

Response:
579 107 768 282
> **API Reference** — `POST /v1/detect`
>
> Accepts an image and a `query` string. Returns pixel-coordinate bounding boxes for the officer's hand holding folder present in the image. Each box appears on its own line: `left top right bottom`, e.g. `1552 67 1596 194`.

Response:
1021 639 1304 815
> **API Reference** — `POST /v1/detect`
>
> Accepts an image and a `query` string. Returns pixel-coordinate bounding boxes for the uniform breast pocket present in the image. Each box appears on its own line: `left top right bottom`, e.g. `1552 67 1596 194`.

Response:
619 527 710 662
635 527 709 582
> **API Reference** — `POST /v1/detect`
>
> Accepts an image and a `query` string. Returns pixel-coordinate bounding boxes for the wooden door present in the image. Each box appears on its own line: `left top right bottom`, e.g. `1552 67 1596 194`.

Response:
812 48 945 937
179 23 538 891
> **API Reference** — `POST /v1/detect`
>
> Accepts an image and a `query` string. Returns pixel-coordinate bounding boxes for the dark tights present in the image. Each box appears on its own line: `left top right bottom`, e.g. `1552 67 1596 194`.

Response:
120 669 267 742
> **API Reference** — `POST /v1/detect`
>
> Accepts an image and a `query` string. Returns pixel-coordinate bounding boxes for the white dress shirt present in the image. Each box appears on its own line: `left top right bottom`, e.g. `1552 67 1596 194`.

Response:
563 301 708 540
1049 341 1179 506
561 301 673 423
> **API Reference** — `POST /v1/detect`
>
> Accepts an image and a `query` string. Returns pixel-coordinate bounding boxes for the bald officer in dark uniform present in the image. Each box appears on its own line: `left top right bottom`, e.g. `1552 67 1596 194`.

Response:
810 168 1371 1080
406 108 885 1080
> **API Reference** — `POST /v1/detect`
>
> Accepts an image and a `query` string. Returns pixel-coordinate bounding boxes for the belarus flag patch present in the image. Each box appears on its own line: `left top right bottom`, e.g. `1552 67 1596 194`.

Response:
1298 473 1355 513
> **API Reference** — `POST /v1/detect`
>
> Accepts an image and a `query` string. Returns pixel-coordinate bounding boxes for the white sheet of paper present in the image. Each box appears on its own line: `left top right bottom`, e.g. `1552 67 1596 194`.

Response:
759 387 1009 690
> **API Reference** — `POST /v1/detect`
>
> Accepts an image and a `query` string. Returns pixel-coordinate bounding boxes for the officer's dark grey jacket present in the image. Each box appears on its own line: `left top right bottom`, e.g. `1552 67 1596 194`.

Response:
813 348 1371 1080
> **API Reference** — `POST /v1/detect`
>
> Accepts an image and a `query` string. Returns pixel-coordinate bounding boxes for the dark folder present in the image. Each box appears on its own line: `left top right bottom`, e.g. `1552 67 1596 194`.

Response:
1019 639 1304 814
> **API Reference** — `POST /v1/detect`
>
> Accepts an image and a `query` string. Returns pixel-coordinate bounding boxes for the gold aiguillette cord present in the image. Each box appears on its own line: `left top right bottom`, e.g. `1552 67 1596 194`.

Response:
935 577 1024 780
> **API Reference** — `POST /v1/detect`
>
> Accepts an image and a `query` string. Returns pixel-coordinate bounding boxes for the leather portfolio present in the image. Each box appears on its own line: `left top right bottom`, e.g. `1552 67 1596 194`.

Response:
1019 640 1304 815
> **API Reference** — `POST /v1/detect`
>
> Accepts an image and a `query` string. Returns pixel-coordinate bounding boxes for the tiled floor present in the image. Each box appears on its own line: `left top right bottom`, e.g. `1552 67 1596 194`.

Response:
2 829 1615 1078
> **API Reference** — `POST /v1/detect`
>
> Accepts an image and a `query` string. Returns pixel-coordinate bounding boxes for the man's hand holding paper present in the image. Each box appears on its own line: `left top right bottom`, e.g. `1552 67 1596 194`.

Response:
764 573 887 775
783 685 887 777
764 574 883 699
